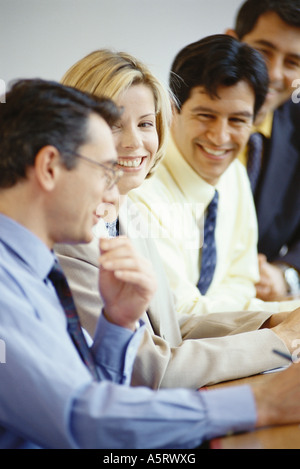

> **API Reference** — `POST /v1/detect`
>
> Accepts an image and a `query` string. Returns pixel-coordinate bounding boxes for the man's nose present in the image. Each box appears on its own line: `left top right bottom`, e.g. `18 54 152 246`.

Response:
268 54 285 85
206 119 231 146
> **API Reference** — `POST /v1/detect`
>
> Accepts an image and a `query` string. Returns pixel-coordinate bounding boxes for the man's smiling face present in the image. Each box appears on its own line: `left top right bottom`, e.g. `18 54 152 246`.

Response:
171 80 255 186
241 11 300 115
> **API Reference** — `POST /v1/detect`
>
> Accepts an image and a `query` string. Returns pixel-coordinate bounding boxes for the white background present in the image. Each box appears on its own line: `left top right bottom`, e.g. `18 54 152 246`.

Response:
1 0 242 88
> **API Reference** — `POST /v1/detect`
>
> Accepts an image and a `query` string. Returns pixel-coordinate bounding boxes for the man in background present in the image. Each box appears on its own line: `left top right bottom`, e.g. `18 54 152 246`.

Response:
227 0 300 301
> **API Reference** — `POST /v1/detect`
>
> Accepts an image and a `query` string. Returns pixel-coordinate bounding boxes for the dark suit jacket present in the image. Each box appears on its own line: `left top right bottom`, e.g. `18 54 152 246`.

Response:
255 100 300 272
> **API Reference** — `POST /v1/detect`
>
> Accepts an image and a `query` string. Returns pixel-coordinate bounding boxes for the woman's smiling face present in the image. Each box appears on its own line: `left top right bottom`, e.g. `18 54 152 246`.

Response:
112 83 159 195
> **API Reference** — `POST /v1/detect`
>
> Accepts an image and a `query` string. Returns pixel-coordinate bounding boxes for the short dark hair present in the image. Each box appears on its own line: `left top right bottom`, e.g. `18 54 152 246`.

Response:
0 78 121 188
169 34 269 118
234 0 300 39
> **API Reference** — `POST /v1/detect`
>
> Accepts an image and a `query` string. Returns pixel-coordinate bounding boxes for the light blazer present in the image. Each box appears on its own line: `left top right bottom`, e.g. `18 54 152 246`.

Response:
255 100 300 271
55 200 288 389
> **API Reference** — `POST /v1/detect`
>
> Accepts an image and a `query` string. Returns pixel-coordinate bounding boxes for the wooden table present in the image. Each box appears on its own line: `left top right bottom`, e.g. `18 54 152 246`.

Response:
208 372 300 449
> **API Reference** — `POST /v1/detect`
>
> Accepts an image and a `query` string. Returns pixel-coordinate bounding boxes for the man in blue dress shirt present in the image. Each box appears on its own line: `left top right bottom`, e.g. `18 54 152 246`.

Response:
0 78 300 449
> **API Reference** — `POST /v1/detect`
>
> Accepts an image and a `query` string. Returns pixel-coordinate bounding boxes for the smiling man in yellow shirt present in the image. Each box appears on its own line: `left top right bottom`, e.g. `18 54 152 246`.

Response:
130 34 300 317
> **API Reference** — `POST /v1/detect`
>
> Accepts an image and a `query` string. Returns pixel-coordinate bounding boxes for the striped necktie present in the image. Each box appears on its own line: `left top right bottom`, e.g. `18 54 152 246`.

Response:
105 219 119 237
48 260 100 381
247 132 264 193
197 191 219 295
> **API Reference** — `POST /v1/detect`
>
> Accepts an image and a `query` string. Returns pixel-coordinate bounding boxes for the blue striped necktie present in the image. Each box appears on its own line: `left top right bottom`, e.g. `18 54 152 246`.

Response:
105 219 119 237
197 190 219 295
247 132 264 193
48 260 100 381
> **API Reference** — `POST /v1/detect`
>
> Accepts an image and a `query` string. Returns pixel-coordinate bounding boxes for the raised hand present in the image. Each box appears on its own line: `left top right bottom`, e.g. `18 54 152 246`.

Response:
98 236 157 331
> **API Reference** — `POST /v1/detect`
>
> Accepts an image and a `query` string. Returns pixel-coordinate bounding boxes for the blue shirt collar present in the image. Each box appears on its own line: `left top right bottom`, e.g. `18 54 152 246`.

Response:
0 214 55 280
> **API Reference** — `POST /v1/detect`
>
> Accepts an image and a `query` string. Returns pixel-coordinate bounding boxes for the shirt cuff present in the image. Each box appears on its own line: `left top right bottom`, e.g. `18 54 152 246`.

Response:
200 385 256 440
92 312 145 385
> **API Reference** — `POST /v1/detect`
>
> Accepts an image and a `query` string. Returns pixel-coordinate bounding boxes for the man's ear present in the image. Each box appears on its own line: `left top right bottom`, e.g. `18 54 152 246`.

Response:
171 97 180 116
34 145 62 191
225 28 239 39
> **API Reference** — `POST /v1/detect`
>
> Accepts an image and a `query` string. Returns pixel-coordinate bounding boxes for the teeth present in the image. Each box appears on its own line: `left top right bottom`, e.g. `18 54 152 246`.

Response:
202 146 227 157
118 158 142 168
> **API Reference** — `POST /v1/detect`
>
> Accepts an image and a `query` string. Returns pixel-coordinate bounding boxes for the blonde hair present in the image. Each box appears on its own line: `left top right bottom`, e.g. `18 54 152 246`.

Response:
61 49 172 176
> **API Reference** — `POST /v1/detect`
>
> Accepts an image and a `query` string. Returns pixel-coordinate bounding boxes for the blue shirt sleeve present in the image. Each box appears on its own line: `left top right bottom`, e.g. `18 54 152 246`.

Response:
91 313 145 385
0 242 257 449
70 383 256 449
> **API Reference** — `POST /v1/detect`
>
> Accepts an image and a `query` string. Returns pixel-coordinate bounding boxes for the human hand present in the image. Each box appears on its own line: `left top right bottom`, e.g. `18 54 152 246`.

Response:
98 236 157 331
271 307 300 353
255 254 288 301
253 361 300 428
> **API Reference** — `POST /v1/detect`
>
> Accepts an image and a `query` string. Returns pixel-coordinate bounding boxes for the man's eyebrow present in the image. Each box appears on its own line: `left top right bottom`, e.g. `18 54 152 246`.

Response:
230 111 253 119
191 105 214 113
191 106 253 118
254 40 300 61
253 39 279 50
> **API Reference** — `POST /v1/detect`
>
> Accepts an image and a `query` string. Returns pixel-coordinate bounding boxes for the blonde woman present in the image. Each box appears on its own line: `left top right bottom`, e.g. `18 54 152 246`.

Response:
62 50 170 183
55 49 288 390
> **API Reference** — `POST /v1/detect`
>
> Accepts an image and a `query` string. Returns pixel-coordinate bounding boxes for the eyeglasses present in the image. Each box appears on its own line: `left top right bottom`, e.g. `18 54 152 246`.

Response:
70 152 124 190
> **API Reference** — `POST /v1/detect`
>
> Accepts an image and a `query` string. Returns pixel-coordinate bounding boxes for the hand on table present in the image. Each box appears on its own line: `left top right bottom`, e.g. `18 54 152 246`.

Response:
255 254 288 301
253 361 300 429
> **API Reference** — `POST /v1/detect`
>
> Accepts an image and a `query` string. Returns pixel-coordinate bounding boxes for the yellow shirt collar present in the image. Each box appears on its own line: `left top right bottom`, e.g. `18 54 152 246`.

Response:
238 112 273 166
164 136 216 206
254 111 273 138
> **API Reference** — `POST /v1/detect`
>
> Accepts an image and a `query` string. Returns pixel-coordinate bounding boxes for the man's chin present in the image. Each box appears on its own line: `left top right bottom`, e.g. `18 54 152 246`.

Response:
77 230 94 245
267 94 290 112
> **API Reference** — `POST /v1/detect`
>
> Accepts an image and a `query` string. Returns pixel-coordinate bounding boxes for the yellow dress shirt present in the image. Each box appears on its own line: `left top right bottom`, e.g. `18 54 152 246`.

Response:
130 137 300 316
